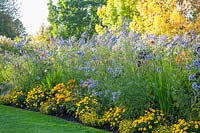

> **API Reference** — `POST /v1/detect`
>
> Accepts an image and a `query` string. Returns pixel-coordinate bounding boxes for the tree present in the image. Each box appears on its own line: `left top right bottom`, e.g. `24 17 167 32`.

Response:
47 0 106 39
130 0 200 36
97 0 200 36
0 0 26 39
0 0 19 19
96 0 139 33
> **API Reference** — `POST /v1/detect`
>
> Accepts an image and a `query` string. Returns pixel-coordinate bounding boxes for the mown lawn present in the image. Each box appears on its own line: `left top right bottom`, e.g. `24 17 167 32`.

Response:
0 105 109 133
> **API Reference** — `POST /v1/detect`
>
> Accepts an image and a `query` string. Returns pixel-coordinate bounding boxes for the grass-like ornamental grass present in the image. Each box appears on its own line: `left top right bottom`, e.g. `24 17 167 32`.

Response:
0 105 108 133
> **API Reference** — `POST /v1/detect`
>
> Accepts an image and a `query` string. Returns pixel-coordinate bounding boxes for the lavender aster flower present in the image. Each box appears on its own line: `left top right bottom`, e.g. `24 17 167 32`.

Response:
192 82 200 91
193 59 200 67
186 64 192 70
77 51 84 56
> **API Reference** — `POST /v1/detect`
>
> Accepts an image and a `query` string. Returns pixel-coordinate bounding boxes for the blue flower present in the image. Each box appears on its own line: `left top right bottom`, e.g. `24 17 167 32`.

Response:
188 74 197 81
112 90 121 102
196 47 200 56
108 67 113 73
156 68 162 73
77 51 84 56
186 64 192 70
16 43 23 49
192 82 200 91
79 38 85 45
93 56 98 62
81 79 98 89
193 59 200 67
88 83 97 89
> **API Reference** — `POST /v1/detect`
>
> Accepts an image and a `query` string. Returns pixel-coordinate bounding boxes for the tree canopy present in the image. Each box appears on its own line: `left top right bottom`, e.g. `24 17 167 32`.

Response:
97 0 200 36
48 0 106 39
0 0 26 39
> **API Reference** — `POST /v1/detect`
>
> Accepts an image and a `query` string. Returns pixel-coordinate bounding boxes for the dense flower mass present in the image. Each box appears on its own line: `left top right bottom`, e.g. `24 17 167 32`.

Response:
119 108 164 132
171 119 200 133
26 86 47 111
0 13 200 132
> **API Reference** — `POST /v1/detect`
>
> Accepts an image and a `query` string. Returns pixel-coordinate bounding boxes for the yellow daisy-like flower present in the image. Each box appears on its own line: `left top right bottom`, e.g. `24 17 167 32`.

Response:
149 125 152 129
194 124 199 129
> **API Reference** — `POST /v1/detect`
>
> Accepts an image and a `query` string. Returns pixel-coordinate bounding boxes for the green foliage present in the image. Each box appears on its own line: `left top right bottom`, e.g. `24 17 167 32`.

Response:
153 125 172 133
48 0 106 39
0 82 14 95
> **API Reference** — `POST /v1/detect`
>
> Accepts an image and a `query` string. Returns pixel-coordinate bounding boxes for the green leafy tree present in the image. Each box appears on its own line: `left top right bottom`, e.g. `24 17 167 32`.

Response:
96 0 139 34
48 0 106 39
0 0 19 19
0 0 26 39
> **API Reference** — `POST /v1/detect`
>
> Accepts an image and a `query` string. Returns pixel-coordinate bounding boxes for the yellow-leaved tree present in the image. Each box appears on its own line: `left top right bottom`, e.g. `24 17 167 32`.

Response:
130 0 200 35
97 0 200 36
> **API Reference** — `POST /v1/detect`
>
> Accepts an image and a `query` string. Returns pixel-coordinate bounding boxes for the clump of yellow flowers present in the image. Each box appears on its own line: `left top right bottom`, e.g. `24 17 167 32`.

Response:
78 110 103 127
11 89 27 108
119 108 164 132
75 95 99 118
26 86 47 111
102 106 126 127
171 119 200 133
40 80 77 115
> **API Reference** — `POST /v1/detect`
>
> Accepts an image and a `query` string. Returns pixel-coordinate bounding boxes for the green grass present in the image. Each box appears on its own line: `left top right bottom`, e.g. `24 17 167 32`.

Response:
0 105 109 133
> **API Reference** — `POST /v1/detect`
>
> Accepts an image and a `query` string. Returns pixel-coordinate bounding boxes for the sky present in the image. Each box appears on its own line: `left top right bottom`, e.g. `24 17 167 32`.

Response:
19 0 56 36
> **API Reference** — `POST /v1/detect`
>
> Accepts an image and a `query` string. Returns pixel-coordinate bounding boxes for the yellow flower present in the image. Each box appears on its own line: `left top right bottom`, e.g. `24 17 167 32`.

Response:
154 120 159 124
65 97 71 102
157 116 161 121
149 108 156 113
68 80 75 84
149 125 152 129
194 124 198 129
138 128 143 131
183 126 188 130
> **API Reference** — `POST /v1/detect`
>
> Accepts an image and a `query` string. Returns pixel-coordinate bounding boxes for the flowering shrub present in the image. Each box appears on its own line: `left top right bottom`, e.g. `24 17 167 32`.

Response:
102 106 126 127
78 110 104 127
119 108 164 132
11 89 27 108
75 95 99 118
40 81 77 115
1 16 200 132
171 119 200 133
119 119 133 133
26 86 47 111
